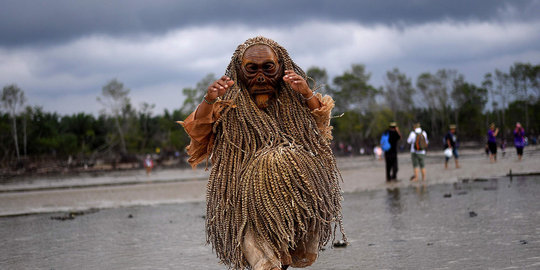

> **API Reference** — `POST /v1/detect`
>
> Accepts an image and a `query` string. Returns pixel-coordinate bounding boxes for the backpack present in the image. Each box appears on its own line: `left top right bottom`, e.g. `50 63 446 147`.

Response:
380 132 391 152
415 131 427 151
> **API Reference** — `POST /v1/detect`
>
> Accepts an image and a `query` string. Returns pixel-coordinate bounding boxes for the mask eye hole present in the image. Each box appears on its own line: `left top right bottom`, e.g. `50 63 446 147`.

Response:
244 63 258 74
263 62 275 71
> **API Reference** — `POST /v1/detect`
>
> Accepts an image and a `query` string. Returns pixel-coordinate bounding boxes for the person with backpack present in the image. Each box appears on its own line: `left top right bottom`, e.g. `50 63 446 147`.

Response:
381 122 401 182
407 123 429 181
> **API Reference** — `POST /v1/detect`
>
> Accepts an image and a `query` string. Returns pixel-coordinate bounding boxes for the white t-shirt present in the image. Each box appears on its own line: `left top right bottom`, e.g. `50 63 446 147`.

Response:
407 129 429 154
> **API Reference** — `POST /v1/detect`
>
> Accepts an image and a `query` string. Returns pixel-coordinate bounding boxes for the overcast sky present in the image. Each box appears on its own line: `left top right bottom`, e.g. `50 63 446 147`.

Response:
1 0 539 115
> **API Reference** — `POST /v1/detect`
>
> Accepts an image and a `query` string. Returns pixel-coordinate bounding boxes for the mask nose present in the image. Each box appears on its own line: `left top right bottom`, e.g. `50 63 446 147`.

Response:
256 74 265 83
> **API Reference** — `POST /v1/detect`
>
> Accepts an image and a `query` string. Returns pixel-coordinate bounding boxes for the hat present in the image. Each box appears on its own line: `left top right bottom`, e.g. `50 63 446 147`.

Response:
389 122 397 127
449 124 456 129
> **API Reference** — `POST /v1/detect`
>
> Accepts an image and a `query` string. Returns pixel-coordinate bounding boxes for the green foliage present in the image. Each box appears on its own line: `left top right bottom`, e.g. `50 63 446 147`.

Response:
169 129 189 150
97 79 132 154
60 113 98 153
181 87 198 114
331 64 378 113
415 69 465 138
306 66 329 94
383 68 416 128
181 73 216 114
452 83 488 140
2 84 26 160
1 84 26 114
333 110 364 143
2 62 539 163
507 99 540 138
368 108 395 140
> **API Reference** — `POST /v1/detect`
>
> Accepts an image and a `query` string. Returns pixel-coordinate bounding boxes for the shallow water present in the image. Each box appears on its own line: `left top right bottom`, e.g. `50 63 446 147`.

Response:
1 176 539 269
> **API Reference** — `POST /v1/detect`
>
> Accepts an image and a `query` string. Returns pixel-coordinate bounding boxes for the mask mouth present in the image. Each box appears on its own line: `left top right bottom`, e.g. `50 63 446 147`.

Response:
252 89 274 95
250 86 275 95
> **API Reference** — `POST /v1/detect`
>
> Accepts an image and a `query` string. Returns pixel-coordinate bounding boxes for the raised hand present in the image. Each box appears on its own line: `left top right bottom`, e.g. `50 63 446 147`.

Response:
283 70 312 98
207 75 235 101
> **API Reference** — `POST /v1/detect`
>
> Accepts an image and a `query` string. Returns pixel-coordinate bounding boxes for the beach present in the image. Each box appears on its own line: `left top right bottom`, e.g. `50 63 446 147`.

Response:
1 146 538 217
1 146 539 269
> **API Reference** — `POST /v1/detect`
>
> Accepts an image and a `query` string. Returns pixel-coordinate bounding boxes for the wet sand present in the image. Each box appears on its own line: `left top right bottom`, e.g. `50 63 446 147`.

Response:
1 175 539 269
0 146 539 269
1 146 538 216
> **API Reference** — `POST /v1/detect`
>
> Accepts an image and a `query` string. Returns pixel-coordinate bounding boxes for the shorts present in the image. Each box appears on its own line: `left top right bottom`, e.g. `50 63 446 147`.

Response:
445 148 459 161
411 152 425 168
516 147 523 156
488 142 497 154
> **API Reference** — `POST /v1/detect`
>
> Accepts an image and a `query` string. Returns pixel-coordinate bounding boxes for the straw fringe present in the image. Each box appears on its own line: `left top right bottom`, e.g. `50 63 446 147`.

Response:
205 36 346 269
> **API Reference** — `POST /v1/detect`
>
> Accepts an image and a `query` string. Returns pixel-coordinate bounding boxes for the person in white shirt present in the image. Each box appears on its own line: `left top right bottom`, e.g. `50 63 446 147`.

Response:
407 123 428 181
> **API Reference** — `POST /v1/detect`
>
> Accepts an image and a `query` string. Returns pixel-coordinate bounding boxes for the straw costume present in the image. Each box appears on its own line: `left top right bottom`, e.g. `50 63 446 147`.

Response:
180 36 346 270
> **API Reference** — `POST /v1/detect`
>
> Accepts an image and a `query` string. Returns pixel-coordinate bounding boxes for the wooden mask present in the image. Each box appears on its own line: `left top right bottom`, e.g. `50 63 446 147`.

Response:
239 44 283 109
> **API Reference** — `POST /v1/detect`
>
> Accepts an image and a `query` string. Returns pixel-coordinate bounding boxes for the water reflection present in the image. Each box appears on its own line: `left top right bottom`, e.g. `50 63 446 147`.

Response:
2 177 540 269
385 187 402 215
385 187 405 233
414 182 428 200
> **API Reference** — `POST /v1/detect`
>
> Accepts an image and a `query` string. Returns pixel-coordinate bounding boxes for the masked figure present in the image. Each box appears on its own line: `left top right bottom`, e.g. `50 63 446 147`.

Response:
179 36 346 270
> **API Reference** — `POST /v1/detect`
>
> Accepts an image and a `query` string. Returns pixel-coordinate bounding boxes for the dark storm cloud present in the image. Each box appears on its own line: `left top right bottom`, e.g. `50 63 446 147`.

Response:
1 0 538 46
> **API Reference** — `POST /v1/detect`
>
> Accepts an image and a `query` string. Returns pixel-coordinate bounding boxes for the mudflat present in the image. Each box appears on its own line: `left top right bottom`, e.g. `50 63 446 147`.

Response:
0 146 538 216
1 147 539 269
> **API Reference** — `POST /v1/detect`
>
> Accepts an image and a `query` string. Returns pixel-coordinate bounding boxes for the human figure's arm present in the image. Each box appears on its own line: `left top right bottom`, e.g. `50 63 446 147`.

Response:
283 70 321 110
309 94 335 140
283 69 339 139
194 75 234 120
493 128 499 137
407 132 415 144
178 75 234 168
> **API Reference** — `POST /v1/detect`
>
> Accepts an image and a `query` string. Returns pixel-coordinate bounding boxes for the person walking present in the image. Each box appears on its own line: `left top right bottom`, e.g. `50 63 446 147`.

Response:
487 123 499 163
444 124 460 169
382 122 402 182
407 123 428 181
178 37 346 269
513 122 525 161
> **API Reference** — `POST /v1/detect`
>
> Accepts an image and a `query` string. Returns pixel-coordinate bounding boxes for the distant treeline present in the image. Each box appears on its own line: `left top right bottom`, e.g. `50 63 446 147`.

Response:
1 62 539 167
